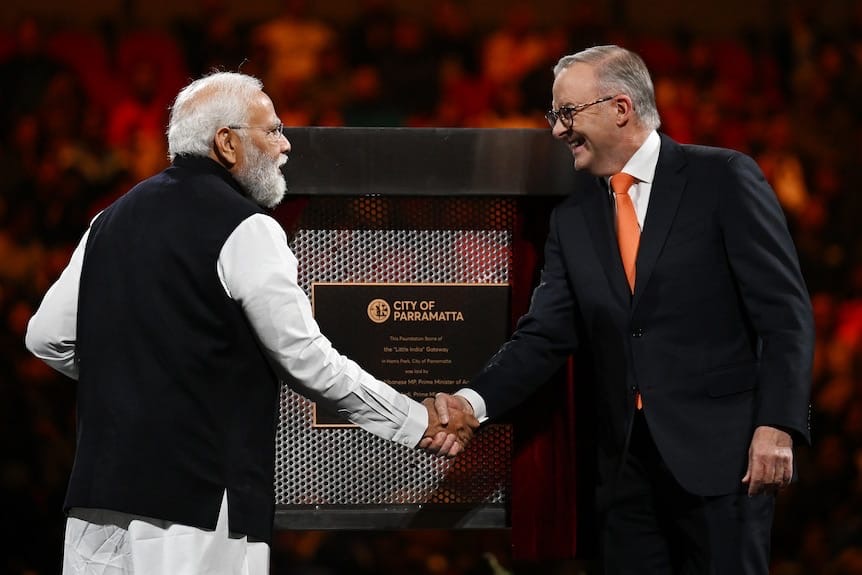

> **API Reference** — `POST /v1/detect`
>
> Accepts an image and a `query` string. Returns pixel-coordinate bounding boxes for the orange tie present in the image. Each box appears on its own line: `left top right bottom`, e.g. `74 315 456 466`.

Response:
611 172 639 293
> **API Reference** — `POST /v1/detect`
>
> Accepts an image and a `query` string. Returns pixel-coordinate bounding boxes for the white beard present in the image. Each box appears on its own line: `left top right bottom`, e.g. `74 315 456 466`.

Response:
235 142 288 209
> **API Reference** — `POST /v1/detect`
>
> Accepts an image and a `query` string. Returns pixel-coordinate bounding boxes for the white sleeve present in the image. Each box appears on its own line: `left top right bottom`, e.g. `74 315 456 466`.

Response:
218 213 428 448
455 388 489 423
24 228 90 380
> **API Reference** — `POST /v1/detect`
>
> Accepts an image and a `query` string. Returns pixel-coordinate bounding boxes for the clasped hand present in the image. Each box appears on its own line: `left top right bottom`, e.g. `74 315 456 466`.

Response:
419 393 479 458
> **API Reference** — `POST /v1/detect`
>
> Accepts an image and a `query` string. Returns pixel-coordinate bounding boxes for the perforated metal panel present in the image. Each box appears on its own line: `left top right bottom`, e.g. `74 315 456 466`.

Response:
274 197 514 515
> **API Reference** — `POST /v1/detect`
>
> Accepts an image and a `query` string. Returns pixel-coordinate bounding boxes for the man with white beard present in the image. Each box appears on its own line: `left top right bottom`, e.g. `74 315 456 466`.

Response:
25 72 476 575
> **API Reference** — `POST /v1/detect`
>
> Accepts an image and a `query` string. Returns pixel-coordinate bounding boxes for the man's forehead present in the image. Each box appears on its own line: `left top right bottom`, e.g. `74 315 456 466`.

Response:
552 65 596 102
248 93 277 121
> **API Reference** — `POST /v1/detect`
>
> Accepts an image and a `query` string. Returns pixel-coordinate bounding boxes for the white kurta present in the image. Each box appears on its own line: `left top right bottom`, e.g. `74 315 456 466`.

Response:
27 212 430 574
63 492 268 575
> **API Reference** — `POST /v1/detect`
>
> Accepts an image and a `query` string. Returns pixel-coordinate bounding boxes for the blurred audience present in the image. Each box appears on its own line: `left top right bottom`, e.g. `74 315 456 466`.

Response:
2 3 860 574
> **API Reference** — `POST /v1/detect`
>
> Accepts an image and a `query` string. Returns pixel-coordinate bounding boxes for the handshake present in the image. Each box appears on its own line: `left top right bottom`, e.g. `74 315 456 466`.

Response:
419 393 480 458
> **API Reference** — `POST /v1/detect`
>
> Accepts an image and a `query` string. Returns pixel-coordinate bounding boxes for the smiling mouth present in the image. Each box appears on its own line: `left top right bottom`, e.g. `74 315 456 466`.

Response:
570 135 586 150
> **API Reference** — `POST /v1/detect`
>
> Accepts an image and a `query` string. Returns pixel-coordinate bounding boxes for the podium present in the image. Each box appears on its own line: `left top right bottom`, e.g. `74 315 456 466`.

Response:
271 127 576 532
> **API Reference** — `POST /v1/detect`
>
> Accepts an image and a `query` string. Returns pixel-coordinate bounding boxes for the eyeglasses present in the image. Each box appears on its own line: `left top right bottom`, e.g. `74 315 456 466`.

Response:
228 122 285 140
545 96 614 128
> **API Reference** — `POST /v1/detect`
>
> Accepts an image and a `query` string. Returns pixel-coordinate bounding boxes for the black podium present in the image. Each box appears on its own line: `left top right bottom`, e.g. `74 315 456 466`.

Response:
271 127 574 530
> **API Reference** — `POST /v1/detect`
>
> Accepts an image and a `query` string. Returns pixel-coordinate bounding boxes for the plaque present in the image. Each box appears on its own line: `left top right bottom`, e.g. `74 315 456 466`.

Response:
311 283 510 426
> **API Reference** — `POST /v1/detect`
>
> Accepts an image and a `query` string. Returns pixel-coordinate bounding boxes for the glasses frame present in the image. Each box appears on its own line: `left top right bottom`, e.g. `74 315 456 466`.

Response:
545 96 615 129
228 122 285 140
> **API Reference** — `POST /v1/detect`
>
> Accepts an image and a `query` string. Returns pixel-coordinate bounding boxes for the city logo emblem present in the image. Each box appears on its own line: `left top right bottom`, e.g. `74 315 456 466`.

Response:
367 299 391 323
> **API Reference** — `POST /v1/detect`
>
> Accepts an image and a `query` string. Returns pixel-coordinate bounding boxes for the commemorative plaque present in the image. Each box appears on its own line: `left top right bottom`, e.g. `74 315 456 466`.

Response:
311 283 509 426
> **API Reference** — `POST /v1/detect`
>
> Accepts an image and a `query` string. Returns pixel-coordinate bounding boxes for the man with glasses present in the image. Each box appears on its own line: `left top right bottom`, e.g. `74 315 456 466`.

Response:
425 45 813 574
26 71 476 574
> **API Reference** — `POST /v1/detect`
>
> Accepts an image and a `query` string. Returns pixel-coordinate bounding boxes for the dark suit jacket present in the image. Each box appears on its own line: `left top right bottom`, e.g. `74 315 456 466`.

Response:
472 134 814 497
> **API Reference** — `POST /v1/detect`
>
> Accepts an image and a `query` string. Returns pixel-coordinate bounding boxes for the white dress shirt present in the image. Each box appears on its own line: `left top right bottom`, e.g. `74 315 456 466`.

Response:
63 492 268 575
610 129 661 230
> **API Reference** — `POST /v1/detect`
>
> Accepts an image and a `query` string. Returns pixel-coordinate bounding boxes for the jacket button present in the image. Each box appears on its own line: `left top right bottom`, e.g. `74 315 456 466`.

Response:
631 328 644 338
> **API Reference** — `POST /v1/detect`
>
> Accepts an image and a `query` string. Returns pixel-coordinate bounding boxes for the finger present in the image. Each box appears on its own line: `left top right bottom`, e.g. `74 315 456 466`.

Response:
422 398 438 428
435 393 450 425
759 462 776 491
762 451 790 489
449 441 464 457
446 441 462 458
418 437 432 449
749 470 768 496
750 462 767 495
745 474 755 497
748 480 759 497
423 431 446 455
745 461 764 496
780 451 794 487
773 467 791 490
438 433 457 456
768 451 787 486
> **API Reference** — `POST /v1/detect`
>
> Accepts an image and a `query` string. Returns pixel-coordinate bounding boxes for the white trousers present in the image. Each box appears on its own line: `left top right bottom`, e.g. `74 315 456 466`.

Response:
62 492 269 575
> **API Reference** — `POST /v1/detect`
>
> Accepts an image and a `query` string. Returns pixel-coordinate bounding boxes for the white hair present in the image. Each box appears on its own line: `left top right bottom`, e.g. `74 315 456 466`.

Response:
554 45 661 132
167 72 264 161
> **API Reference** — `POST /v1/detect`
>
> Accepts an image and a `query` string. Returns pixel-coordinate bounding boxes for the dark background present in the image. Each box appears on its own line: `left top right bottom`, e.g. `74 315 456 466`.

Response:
2 0 860 573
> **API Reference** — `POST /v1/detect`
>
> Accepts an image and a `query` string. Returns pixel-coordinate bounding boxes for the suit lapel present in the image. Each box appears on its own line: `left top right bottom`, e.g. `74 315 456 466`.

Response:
580 176 631 305
632 135 687 309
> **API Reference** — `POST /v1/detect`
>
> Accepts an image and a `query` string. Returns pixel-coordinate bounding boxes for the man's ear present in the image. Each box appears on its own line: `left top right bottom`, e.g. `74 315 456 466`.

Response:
615 95 634 127
213 126 238 167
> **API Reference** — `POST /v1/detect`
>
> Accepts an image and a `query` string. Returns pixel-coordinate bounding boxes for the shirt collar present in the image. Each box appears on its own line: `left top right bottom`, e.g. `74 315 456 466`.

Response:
619 130 661 184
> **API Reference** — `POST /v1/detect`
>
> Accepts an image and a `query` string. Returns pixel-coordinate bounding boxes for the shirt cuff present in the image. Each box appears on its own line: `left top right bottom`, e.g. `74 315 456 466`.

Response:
455 389 488 422
392 398 429 448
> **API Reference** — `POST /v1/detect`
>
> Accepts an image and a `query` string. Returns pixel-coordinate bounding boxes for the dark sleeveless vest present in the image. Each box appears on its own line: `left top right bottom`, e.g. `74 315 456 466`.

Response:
70 155 280 542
